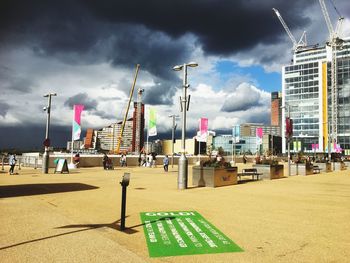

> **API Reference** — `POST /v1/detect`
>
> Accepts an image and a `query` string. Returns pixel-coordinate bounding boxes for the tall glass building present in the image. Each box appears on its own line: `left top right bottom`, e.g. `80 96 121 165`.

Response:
282 37 350 154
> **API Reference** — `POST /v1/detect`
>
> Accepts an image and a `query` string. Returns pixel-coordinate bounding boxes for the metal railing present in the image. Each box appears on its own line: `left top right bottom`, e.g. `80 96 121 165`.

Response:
1 155 42 170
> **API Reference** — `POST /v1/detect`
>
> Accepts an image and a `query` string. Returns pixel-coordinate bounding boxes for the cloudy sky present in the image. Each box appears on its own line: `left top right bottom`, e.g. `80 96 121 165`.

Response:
1 0 350 149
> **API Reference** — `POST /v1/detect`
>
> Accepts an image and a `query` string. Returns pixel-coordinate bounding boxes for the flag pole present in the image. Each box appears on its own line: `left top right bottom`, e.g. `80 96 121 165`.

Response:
70 106 75 165
198 140 200 163
146 106 149 154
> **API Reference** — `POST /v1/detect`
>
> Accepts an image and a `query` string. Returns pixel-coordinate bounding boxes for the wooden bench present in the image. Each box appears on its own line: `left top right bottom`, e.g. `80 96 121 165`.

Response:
238 168 262 181
313 165 321 174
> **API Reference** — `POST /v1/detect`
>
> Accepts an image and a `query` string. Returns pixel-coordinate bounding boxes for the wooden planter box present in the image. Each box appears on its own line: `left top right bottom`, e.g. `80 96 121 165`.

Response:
192 166 238 187
290 163 314 176
334 161 347 171
315 162 332 172
252 164 284 179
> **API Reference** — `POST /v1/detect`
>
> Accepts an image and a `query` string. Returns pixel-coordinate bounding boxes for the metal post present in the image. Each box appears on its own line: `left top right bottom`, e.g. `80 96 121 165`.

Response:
173 62 197 190
169 114 178 168
120 173 130 231
231 137 234 163
287 106 291 177
287 138 291 176
42 93 56 174
234 139 236 164
120 184 127 230
328 121 331 162
178 64 188 190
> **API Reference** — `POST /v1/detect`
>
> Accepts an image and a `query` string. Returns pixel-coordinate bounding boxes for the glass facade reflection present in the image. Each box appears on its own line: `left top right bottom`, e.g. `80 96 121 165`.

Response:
282 38 350 153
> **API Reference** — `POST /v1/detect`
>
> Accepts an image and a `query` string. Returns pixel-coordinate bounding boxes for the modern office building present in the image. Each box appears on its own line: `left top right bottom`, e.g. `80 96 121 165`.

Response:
235 123 281 137
282 37 350 153
94 103 145 153
213 134 281 155
95 119 134 152
132 102 145 153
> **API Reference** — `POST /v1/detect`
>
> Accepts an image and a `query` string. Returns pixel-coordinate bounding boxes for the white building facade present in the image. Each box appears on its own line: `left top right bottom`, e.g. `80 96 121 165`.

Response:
282 38 350 154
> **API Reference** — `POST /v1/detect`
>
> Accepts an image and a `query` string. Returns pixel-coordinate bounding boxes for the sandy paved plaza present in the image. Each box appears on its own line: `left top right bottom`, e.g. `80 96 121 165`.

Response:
1 165 350 263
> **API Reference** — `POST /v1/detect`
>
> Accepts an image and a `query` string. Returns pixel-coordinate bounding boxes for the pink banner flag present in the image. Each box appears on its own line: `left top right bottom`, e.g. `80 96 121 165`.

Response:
197 118 208 142
256 127 263 138
73 104 84 141
200 118 208 135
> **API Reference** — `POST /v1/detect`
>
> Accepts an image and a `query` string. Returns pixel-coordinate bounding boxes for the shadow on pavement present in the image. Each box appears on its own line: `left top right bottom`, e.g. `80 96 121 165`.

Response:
0 217 176 250
237 179 257 184
0 219 121 250
0 183 99 198
56 217 138 234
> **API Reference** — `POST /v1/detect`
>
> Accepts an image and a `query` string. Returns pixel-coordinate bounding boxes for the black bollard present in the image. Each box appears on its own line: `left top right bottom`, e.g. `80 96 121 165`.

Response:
120 173 130 231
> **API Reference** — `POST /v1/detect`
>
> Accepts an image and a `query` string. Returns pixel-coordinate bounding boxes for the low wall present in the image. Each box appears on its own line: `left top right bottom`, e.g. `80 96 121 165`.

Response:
47 154 202 168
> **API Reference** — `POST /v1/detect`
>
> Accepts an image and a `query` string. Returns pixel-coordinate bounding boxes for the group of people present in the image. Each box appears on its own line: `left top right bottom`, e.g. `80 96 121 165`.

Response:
101 152 170 171
138 152 157 168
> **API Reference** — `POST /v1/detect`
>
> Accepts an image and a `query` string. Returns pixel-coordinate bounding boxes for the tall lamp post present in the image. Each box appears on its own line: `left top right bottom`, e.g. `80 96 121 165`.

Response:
173 62 198 190
169 114 179 168
281 105 292 177
42 92 57 174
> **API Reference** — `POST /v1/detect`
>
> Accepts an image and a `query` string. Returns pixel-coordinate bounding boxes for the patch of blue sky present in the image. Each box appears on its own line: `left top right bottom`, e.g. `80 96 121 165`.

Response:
214 60 281 92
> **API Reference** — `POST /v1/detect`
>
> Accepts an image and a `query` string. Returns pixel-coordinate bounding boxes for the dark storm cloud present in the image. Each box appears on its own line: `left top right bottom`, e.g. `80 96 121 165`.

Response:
0 101 10 117
64 93 98 110
0 0 313 65
82 0 312 55
143 80 177 105
0 66 33 93
0 124 72 149
0 0 315 111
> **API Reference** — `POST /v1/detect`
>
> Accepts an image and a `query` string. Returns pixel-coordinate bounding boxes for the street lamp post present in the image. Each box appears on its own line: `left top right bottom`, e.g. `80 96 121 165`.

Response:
323 121 331 162
281 105 291 177
173 62 198 190
169 114 179 168
42 93 57 174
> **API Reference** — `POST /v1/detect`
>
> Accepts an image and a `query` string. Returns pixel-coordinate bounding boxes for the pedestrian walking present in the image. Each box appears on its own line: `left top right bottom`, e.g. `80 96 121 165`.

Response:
102 153 108 170
9 154 17 175
152 152 157 168
141 153 146 167
120 154 127 167
138 153 142 166
147 154 152 167
243 154 247 164
163 155 169 172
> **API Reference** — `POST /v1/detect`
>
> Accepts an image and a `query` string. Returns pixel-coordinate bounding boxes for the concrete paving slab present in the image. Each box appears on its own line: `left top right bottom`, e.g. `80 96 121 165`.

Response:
1 165 350 262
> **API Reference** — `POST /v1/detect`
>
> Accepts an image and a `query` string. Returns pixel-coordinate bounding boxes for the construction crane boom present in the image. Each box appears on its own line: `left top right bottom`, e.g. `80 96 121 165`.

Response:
272 8 307 51
115 64 140 154
272 8 297 48
318 0 344 146
319 0 335 38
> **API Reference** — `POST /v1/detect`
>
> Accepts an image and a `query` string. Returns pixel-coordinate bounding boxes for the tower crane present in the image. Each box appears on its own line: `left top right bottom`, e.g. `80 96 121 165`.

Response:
115 64 140 154
318 0 344 146
272 8 307 52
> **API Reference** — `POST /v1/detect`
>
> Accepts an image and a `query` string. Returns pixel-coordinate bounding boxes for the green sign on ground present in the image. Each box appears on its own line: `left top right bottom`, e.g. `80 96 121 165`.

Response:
140 211 243 257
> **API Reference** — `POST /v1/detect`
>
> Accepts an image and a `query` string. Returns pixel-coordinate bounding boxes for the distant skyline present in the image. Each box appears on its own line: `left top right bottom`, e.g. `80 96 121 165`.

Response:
1 0 350 149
